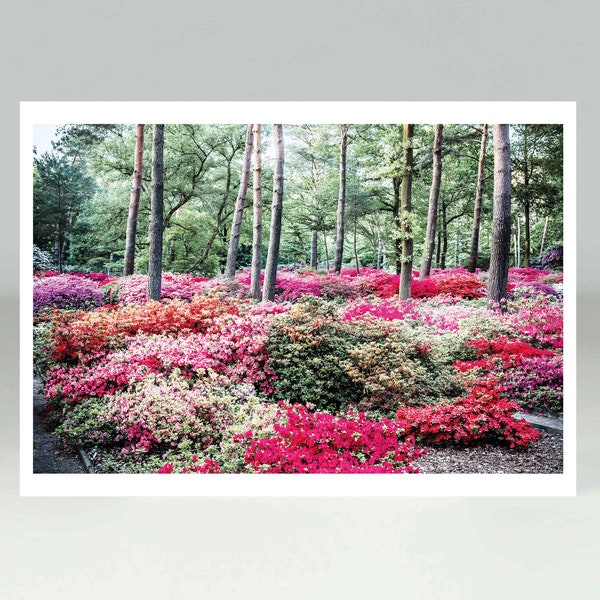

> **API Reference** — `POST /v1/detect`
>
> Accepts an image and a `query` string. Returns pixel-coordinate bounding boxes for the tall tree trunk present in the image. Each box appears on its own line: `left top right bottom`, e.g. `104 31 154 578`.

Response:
487 124 512 310
323 233 330 271
420 124 443 279
249 124 263 300
440 200 447 269
399 124 414 300
333 124 348 274
224 124 253 279
455 233 460 267
123 124 145 275
539 215 550 257
467 123 488 273
376 217 384 269
262 124 285 302
147 124 165 301
310 156 319 269
524 198 531 267
392 176 402 274
310 229 318 269
54 223 62 273
516 215 521 268
352 195 360 274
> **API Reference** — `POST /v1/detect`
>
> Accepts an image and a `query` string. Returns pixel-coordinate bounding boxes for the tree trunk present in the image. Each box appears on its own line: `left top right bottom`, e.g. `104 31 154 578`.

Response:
250 124 263 300
517 215 521 268
123 124 144 275
467 124 488 273
539 215 549 257
310 156 319 269
399 124 414 300
454 233 459 267
524 198 531 267
440 200 447 269
333 124 348 274
323 233 330 271
310 230 318 269
224 124 253 279
262 124 285 302
420 124 443 279
376 217 384 269
147 124 165 302
392 176 402 274
54 223 62 273
352 195 360 274
488 124 512 310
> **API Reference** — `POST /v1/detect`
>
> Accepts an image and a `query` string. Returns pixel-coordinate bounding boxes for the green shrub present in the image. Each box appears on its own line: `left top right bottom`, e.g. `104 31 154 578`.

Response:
265 299 364 412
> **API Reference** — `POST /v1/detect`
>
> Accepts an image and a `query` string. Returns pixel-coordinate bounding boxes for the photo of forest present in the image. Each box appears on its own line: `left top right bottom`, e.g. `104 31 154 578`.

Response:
30 119 567 478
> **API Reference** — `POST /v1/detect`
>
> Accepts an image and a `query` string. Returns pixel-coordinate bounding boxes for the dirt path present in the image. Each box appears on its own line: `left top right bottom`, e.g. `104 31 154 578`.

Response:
33 377 86 474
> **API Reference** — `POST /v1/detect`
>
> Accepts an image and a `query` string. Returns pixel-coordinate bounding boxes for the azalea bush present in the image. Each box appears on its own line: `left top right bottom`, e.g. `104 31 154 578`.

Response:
501 354 563 415
33 274 104 315
45 312 277 406
396 378 543 448
113 273 210 304
265 303 363 412
244 403 425 473
101 373 237 454
48 296 241 363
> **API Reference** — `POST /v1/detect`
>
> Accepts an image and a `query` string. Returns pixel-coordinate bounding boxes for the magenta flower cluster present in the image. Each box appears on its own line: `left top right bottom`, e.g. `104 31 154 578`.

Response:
33 274 104 315
243 403 425 473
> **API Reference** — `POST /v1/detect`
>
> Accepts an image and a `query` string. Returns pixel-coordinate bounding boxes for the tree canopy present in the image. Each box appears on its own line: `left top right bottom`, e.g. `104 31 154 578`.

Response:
33 123 564 282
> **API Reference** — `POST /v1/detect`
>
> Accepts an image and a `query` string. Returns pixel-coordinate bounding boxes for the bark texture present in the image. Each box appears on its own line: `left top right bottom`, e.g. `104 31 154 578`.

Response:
333 124 348 273
262 124 285 302
123 124 145 275
224 124 253 279
420 124 443 279
249 124 263 300
467 124 488 273
487 124 512 310
147 124 164 302
399 124 414 300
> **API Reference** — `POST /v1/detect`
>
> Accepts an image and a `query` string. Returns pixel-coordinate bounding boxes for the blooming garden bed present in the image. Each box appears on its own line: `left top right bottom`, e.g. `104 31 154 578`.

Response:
33 266 564 475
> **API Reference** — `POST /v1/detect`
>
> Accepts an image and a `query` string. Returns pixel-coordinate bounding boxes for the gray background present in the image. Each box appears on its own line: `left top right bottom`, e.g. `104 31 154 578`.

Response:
2 1 598 597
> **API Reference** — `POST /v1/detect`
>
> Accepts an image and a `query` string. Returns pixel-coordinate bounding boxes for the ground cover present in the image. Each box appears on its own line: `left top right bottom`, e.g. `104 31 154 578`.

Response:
32 266 564 474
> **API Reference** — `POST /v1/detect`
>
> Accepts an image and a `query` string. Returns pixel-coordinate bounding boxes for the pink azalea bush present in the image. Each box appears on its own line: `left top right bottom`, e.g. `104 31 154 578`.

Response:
243 403 426 473
115 273 210 304
101 373 237 454
33 274 104 315
45 311 277 406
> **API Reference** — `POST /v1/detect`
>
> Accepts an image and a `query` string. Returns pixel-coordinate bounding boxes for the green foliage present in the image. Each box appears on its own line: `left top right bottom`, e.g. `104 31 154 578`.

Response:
34 122 563 280
33 320 56 377
265 298 364 412
341 326 464 417
53 395 117 448
33 151 97 270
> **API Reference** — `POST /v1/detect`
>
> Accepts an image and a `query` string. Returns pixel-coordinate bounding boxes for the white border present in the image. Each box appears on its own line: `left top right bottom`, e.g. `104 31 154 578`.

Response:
21 102 576 497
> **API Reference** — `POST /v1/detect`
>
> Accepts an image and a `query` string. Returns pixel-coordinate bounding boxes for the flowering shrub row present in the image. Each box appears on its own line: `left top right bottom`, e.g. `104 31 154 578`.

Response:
36 266 562 474
35 266 563 308
45 312 277 406
48 296 241 362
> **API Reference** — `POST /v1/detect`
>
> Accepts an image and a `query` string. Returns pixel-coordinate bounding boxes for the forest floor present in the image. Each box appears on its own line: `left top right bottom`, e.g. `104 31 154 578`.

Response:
32 373 563 475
